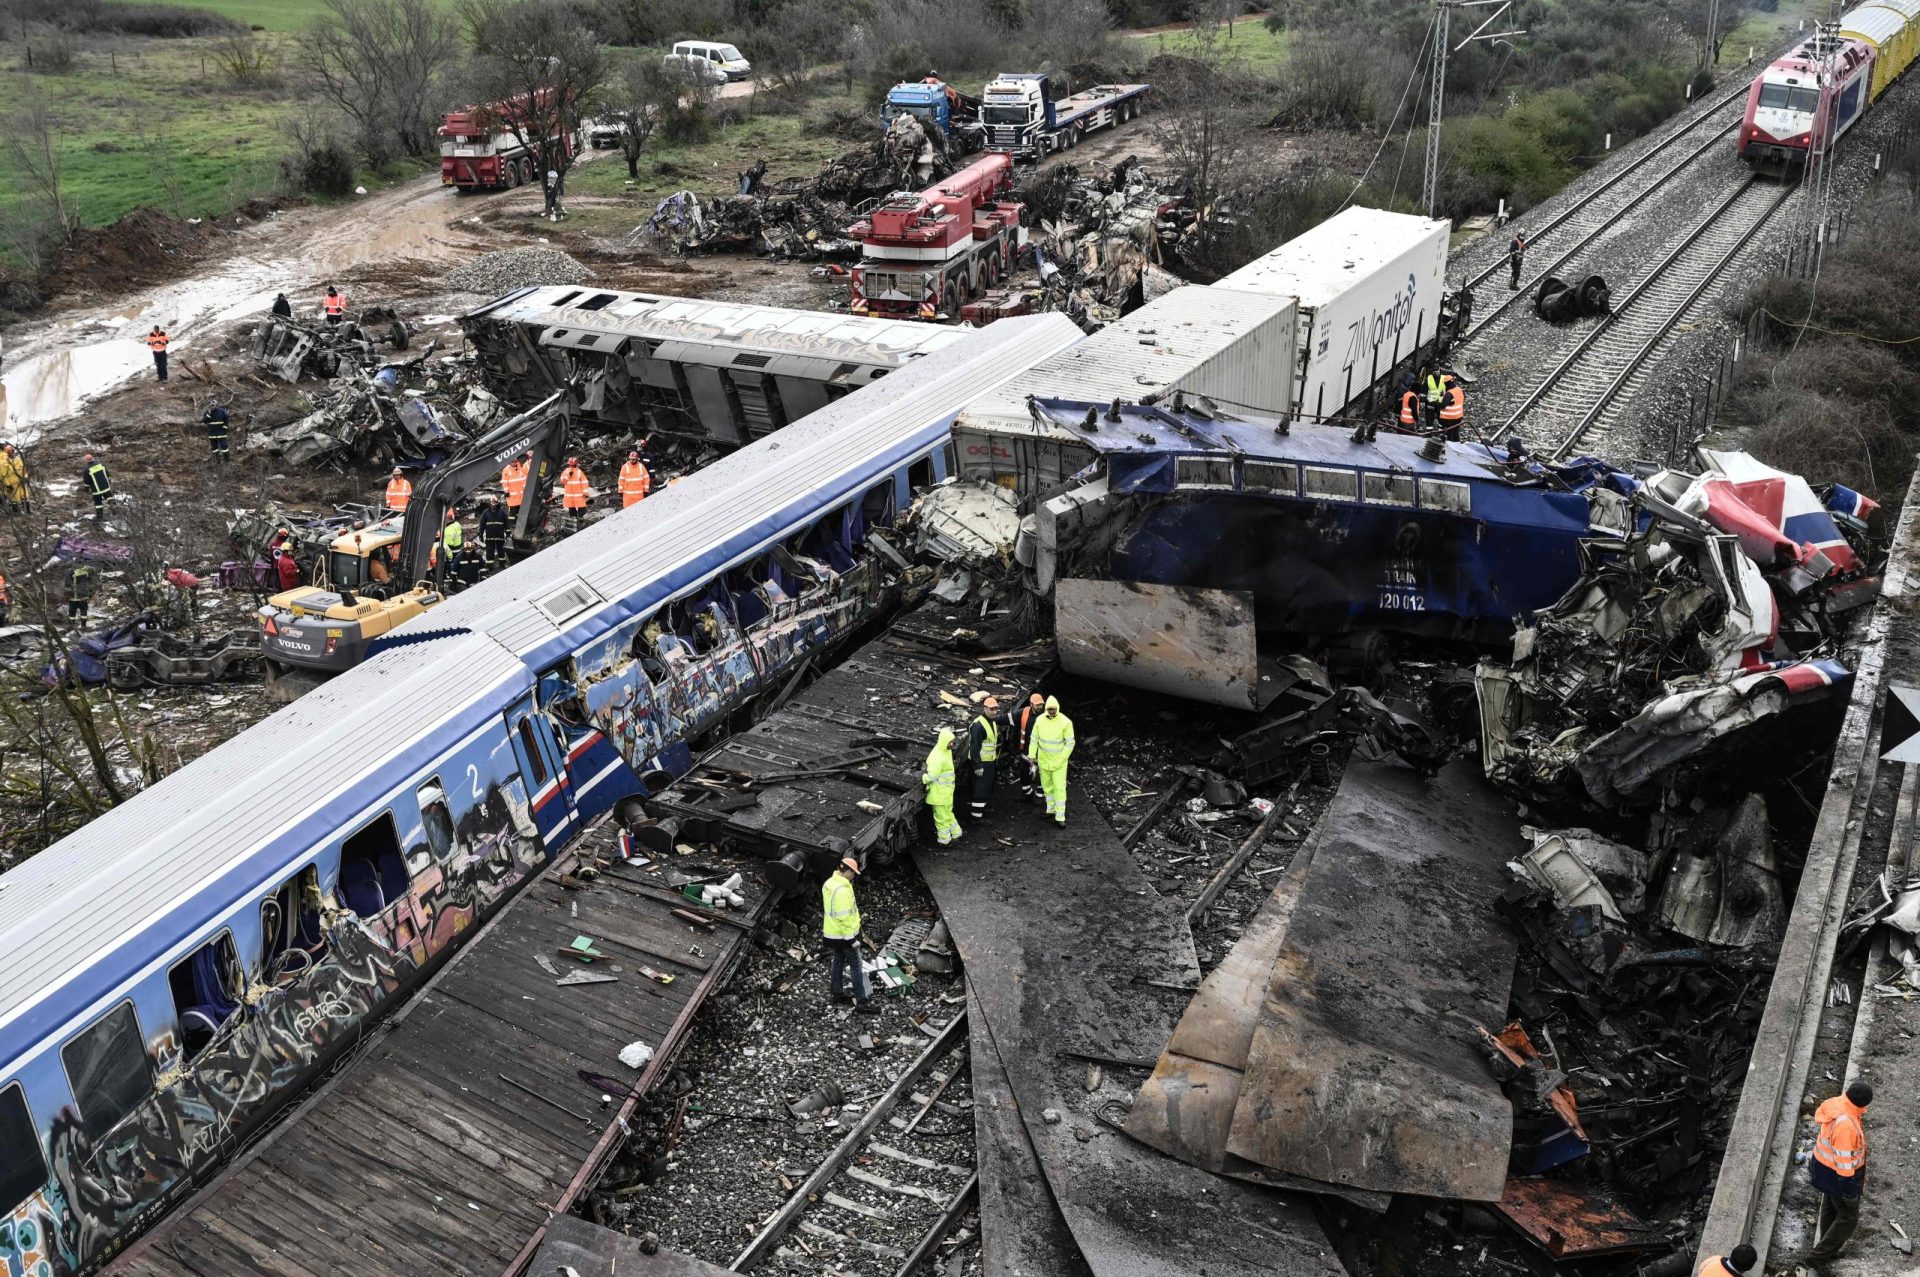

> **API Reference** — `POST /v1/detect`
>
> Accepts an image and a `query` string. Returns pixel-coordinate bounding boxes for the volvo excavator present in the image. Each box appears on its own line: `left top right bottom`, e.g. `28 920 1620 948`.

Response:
257 391 573 694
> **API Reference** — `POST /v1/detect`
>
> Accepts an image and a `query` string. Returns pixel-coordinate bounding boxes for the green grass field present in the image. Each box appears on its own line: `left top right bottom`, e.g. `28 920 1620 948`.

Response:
1721 0 1820 66
122 0 340 33
568 97 863 209
1133 18 1289 74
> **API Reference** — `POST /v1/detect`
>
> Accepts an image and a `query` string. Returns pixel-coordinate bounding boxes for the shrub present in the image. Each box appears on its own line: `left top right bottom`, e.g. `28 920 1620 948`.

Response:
301 141 357 197
24 36 79 73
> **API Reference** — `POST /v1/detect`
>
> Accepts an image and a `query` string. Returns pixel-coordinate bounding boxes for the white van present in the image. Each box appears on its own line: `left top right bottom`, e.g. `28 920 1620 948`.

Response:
666 40 752 84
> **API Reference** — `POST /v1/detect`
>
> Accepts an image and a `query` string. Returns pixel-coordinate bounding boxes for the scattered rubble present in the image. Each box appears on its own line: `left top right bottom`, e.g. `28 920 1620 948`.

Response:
253 311 414 383
445 247 593 294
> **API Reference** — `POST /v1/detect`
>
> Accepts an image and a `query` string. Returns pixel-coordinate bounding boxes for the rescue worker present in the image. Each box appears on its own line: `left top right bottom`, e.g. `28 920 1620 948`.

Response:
1027 695 1075 826
323 284 347 326
66 562 95 623
922 727 961 846
1422 367 1447 433
0 443 29 512
1807 1080 1872 1264
451 542 483 591
271 292 293 319
478 496 510 565
1438 375 1466 440
617 450 651 509
384 467 412 513
367 548 391 590
273 546 300 593
966 696 1001 820
1695 1243 1756 1276
1398 384 1419 429
82 453 112 516
502 451 531 514
1508 229 1527 289
821 854 879 1014
560 456 590 527
0 571 10 625
146 325 170 383
203 402 231 461
440 509 465 559
1014 692 1045 802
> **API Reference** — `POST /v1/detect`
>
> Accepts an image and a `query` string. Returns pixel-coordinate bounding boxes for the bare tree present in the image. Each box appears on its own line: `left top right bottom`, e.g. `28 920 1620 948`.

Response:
1150 34 1257 234
456 0 610 195
2 89 70 260
298 0 462 165
1025 0 1114 69
748 1 844 98
601 58 682 179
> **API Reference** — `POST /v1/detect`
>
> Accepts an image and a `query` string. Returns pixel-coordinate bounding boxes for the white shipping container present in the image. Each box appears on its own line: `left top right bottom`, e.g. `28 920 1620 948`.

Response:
953 285 1297 490
1217 207 1450 424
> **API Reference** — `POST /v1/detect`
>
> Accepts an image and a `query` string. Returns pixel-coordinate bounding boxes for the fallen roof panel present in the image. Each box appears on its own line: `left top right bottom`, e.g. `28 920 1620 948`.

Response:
1223 756 1522 1201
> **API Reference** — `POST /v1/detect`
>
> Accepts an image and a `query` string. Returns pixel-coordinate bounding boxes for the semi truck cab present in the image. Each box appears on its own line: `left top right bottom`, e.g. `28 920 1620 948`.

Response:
886 81 955 135
980 73 1057 151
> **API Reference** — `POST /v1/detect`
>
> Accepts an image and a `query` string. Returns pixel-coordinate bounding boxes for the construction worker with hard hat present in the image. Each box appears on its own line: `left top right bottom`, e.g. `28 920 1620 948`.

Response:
322 284 347 326
922 727 961 846
1014 692 1046 802
502 452 531 512
821 854 879 1014
1027 695 1075 826
1398 384 1419 429
440 507 465 558
617 449 651 509
966 696 1002 820
0 443 29 512
1438 375 1466 439
385 467 412 513
560 456 590 527
1806 1079 1873 1263
146 325 170 383
1695 1243 1756 1277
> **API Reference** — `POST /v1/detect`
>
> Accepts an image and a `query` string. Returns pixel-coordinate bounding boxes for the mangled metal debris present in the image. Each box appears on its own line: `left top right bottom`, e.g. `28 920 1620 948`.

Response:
258 355 487 469
253 311 414 383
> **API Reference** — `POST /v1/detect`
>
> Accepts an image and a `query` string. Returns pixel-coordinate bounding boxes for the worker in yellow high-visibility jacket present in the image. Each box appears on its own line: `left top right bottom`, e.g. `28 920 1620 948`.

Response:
922 727 961 846
1027 695 1075 826
821 856 878 1015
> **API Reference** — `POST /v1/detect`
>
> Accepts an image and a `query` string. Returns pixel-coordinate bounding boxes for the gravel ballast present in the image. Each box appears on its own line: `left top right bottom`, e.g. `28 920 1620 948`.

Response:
445 247 593 294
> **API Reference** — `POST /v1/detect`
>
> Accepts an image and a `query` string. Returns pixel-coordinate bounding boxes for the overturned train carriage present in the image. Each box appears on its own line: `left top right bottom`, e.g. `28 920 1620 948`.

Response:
0 315 1084 1277
461 285 970 448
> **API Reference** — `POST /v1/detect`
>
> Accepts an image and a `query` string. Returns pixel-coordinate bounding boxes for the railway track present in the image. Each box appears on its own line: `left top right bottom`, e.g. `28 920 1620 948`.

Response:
729 1009 979 1276
1457 76 1756 334
1495 176 1796 458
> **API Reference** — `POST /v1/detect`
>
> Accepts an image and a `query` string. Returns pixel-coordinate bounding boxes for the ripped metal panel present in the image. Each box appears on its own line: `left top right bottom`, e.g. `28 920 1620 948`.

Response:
1223 757 1521 1201
1493 1177 1669 1258
1056 579 1277 710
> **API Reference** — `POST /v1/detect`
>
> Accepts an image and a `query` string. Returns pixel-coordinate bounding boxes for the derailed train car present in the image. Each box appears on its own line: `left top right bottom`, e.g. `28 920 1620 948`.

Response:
0 316 1082 1277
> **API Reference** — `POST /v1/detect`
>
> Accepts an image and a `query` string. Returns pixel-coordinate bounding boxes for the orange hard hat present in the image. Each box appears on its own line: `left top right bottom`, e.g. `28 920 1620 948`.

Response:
628 450 639 459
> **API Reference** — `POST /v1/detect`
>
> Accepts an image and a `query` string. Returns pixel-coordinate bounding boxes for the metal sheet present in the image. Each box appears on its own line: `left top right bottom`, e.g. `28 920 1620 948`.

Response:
916 801 1341 1277
1223 757 1521 1202
1491 1177 1668 1258
1056 580 1272 709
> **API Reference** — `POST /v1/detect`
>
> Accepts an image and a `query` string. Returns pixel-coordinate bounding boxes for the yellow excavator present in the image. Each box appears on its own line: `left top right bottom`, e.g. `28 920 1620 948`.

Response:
258 391 572 692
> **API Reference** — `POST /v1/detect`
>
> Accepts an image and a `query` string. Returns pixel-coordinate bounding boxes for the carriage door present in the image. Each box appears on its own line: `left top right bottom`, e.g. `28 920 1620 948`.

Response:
506 692 577 848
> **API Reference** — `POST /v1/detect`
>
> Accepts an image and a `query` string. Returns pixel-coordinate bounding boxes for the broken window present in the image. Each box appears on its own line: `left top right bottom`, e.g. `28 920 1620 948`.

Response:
1302 466 1359 502
260 866 323 980
536 579 603 625
167 932 241 1062
1243 461 1299 496
547 290 584 307
337 812 408 920
418 778 455 864
1418 478 1472 513
61 1003 152 1141
576 293 619 311
909 456 935 491
1175 456 1235 489
861 481 896 529
0 1084 46 1215
518 719 549 786
1362 472 1417 506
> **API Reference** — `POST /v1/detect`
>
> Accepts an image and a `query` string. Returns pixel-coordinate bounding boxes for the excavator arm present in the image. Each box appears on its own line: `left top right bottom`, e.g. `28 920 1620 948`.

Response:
396 389 573 585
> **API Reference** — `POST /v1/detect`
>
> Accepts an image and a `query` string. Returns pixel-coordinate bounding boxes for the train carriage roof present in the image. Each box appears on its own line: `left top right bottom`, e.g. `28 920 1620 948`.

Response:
0 630 524 1063
1839 3 1910 46
407 314 1085 671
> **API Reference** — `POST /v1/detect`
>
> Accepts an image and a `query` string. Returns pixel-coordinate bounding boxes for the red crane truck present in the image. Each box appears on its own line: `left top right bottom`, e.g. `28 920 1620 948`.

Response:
847 152 1026 322
439 88 579 192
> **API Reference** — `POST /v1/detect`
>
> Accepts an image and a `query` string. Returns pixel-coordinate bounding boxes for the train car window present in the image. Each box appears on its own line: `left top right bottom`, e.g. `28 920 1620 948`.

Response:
418 778 455 862
60 1003 152 1141
861 481 895 529
337 812 407 919
1418 478 1472 514
1301 466 1359 502
261 866 323 979
1361 473 1416 506
0 1083 47 1216
1243 461 1299 496
940 440 956 479
518 719 549 786
908 456 935 491
168 933 241 1061
1175 456 1235 489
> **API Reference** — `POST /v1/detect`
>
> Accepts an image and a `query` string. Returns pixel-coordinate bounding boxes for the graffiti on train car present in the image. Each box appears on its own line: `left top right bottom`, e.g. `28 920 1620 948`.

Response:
0 722 560 1277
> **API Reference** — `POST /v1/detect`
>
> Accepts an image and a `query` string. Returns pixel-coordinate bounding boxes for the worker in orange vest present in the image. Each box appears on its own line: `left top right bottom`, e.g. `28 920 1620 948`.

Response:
1807 1080 1872 1263
384 467 412 513
1438 377 1466 440
323 285 347 326
617 450 651 509
502 452 531 512
1398 386 1419 428
146 326 170 383
1695 1244 1755 1277
559 457 590 527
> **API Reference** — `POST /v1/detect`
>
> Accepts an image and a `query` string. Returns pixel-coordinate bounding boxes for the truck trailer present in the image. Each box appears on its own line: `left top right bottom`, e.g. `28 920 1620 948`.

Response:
439 88 580 191
979 73 1149 157
848 152 1026 321
1214 207 1452 425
